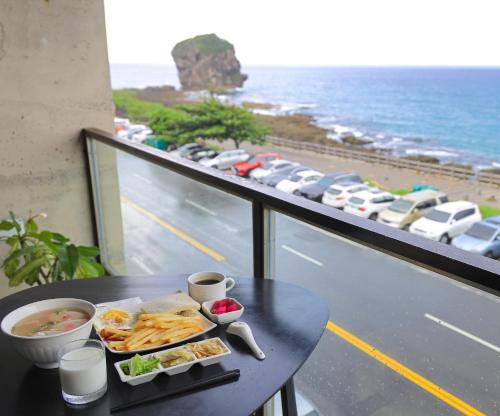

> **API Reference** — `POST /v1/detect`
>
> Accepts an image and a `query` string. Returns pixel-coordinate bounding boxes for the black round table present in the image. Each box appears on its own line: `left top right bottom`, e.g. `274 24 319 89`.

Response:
0 275 328 416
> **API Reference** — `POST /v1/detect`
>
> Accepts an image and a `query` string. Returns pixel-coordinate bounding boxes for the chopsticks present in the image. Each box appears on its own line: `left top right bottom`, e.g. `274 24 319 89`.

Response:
111 369 240 413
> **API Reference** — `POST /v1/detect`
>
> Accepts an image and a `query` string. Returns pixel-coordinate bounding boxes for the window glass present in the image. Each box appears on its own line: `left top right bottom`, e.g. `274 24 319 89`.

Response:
439 196 449 203
349 196 365 205
425 209 451 223
348 185 368 194
454 209 474 221
389 199 414 213
416 199 436 210
326 187 342 195
318 176 338 187
465 223 497 240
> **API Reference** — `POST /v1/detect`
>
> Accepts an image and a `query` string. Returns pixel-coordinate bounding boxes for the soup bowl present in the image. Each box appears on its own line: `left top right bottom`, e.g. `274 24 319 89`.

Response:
0 298 97 369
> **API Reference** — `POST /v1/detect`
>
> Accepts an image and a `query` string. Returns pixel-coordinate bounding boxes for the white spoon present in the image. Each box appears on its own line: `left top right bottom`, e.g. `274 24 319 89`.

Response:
226 321 266 360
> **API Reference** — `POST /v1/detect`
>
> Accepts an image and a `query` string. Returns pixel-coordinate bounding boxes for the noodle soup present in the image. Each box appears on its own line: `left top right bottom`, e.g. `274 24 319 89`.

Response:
12 308 90 337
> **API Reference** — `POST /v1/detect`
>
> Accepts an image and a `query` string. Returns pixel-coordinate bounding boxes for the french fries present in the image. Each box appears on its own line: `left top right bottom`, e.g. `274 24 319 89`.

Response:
99 312 204 352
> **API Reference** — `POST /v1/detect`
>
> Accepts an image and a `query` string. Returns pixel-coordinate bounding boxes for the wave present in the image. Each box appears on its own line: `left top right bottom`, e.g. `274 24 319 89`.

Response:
404 149 459 159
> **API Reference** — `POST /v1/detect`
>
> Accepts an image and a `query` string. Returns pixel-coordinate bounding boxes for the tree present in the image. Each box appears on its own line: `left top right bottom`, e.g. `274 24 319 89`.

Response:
150 99 270 148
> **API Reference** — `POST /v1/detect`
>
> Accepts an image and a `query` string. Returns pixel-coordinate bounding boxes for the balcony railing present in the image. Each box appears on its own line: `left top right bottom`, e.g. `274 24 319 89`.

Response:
84 127 500 416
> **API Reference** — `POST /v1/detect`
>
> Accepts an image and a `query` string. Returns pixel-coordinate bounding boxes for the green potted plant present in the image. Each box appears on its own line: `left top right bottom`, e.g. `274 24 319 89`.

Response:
0 211 104 287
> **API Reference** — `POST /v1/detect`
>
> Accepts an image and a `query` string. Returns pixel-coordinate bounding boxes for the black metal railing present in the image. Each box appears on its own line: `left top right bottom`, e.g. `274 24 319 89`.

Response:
83 127 500 295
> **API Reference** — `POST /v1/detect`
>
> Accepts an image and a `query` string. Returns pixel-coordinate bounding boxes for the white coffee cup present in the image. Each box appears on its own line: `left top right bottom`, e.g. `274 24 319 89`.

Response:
188 272 235 303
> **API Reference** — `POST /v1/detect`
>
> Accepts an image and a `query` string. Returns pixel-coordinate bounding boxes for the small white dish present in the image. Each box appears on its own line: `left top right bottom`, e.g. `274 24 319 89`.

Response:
201 298 244 324
154 347 197 376
114 338 231 386
189 337 232 367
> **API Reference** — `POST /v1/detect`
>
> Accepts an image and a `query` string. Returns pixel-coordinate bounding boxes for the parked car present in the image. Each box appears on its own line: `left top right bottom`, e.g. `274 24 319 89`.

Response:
131 128 153 143
231 153 282 177
116 124 148 141
261 165 309 187
276 170 323 194
294 172 363 202
409 201 482 243
169 143 204 158
321 182 370 209
188 149 219 162
451 216 500 258
344 189 397 220
200 149 250 170
250 160 298 183
377 190 448 230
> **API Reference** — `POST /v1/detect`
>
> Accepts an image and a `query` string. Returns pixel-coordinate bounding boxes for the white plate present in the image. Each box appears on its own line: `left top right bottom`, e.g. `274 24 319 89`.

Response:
94 298 217 354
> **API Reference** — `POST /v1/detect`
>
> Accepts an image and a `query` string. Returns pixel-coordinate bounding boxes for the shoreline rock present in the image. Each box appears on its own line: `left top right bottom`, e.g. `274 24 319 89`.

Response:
171 34 247 90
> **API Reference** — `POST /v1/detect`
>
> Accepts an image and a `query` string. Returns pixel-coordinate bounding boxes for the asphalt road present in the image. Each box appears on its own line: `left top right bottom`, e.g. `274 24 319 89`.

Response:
115 152 500 416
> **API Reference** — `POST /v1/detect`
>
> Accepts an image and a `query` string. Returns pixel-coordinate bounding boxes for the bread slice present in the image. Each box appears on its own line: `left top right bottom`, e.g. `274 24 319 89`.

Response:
140 291 200 315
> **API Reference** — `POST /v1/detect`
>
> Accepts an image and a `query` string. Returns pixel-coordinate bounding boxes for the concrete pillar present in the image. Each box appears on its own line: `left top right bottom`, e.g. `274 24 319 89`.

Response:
0 0 119 297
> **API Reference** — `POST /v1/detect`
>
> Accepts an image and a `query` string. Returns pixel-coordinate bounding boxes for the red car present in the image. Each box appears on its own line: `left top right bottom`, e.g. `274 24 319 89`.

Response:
231 153 282 177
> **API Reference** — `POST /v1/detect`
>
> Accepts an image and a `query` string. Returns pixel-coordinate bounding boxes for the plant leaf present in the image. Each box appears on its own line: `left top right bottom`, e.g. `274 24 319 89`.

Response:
59 244 79 278
5 236 20 248
0 220 14 231
77 245 100 258
8 212 21 233
1 246 37 267
32 232 60 254
77 257 105 278
51 233 70 244
25 218 38 234
4 257 19 278
9 257 47 287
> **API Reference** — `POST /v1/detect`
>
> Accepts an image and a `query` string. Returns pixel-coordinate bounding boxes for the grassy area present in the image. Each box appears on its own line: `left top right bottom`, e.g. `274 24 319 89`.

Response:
363 178 412 195
479 205 500 218
113 90 164 122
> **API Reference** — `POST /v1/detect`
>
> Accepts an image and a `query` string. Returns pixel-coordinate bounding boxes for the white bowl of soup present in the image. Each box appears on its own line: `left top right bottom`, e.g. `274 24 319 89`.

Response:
0 298 96 369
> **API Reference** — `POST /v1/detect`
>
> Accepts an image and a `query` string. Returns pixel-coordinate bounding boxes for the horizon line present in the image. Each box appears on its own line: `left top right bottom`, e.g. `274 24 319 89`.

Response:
109 63 500 69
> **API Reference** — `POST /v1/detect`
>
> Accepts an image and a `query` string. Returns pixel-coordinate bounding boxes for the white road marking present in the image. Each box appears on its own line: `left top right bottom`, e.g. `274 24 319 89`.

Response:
185 199 217 216
281 245 323 267
425 313 500 354
131 255 155 274
133 173 152 185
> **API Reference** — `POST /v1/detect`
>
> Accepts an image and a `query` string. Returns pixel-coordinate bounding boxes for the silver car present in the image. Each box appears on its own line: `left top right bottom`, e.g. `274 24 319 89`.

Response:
451 216 500 258
200 149 250 170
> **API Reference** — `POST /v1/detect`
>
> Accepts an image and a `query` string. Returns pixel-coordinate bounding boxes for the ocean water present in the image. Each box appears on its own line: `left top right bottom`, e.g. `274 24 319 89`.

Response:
110 64 500 167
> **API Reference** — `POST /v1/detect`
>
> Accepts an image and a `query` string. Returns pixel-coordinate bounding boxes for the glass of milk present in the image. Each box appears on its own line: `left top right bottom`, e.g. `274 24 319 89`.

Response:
58 339 107 404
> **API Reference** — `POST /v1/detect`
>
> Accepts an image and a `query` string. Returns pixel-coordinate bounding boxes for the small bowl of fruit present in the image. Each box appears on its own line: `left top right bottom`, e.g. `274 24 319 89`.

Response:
201 298 244 324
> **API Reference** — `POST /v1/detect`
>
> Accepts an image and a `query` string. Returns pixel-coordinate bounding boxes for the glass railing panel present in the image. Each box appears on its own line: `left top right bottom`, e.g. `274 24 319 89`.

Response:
87 140 253 277
271 211 500 416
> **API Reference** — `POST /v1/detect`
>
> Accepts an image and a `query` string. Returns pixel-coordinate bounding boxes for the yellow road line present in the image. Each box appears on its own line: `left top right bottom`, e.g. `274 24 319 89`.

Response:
122 197 225 262
326 321 485 416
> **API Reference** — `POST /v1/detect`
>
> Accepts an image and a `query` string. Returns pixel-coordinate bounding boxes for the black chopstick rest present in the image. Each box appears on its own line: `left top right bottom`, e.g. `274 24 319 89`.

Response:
111 369 241 413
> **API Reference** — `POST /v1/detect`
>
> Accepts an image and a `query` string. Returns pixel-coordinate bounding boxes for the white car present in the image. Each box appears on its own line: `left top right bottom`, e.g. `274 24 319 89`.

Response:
276 170 323 194
250 160 298 182
200 149 249 170
344 189 397 220
409 201 482 243
131 128 153 143
322 182 370 209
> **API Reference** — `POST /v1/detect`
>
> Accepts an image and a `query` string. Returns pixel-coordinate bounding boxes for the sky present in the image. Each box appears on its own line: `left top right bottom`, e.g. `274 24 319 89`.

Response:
104 0 500 67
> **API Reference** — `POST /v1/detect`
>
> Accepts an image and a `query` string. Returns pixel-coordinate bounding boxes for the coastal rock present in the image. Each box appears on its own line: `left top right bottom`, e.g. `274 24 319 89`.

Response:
341 133 372 146
403 155 440 164
171 34 247 90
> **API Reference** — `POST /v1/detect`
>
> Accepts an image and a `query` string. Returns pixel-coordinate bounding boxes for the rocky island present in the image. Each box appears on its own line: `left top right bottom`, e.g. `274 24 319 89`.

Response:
171 33 247 90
